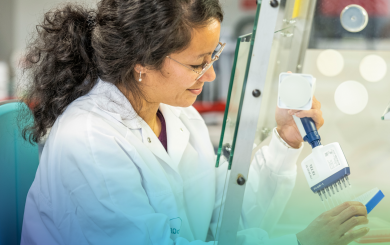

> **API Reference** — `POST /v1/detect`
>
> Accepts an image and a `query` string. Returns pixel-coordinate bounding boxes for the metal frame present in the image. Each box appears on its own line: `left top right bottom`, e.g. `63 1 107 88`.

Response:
216 1 280 244
255 0 318 144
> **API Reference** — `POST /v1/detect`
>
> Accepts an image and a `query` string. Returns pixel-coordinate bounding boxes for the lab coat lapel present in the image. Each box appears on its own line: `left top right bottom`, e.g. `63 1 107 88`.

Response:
159 104 190 168
88 80 173 167
139 120 173 169
88 80 189 171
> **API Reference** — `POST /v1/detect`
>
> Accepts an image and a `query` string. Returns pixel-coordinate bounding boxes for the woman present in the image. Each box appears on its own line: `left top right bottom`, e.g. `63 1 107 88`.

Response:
20 0 369 244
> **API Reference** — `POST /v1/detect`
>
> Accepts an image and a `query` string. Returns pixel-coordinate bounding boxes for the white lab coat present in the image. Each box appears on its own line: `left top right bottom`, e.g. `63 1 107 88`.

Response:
21 79 303 245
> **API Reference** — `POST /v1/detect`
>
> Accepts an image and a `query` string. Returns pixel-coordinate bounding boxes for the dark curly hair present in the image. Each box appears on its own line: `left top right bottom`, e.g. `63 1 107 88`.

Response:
21 0 223 143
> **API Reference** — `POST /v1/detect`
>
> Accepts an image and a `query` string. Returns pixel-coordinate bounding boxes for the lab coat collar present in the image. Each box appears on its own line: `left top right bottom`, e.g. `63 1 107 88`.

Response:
88 79 183 130
88 78 189 169
88 78 142 129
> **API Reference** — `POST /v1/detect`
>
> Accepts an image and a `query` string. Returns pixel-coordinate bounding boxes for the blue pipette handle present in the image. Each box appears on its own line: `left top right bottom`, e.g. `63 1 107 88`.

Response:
293 115 321 148
301 117 321 148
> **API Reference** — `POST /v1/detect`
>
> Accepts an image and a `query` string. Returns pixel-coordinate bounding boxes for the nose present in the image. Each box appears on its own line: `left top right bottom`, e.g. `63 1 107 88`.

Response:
198 65 216 83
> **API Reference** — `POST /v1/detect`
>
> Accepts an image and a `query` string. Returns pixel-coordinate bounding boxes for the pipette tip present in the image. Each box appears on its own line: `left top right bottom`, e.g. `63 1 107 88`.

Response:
318 191 323 202
345 176 351 186
326 187 331 197
341 178 347 188
334 183 339 192
330 185 335 195
322 189 327 199
338 180 343 191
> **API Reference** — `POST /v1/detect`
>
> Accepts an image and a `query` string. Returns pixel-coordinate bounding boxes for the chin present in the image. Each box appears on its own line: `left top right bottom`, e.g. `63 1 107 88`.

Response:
175 97 198 108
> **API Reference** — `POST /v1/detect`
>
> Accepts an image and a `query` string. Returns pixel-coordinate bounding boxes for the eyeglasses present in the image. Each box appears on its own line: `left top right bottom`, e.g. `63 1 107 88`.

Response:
167 42 226 80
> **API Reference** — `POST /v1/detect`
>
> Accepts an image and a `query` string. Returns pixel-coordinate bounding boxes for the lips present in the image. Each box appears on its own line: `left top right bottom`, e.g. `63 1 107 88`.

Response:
187 87 203 95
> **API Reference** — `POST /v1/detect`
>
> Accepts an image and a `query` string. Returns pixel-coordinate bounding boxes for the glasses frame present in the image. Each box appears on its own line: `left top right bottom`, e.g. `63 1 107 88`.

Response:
167 42 226 80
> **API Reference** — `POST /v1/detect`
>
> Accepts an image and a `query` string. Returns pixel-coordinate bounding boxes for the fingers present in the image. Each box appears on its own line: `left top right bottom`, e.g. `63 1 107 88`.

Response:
288 109 300 115
311 96 321 110
340 216 369 234
340 216 368 234
337 202 367 223
293 109 324 129
294 109 321 120
341 227 370 244
328 201 365 217
287 96 324 129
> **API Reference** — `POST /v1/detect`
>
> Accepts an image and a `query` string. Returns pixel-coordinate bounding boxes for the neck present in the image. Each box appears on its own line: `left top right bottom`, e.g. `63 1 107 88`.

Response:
138 101 160 128
117 84 161 136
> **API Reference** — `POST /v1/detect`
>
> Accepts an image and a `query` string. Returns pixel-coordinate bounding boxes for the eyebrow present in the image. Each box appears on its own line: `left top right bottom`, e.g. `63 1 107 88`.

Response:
196 52 212 59
195 42 220 59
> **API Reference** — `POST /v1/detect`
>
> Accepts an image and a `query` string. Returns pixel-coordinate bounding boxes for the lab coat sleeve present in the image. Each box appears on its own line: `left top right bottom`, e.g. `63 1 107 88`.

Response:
209 128 302 245
240 128 303 233
59 113 215 245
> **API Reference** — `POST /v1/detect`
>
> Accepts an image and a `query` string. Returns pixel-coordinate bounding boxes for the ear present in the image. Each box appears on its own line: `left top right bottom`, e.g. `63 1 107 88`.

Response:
134 64 147 74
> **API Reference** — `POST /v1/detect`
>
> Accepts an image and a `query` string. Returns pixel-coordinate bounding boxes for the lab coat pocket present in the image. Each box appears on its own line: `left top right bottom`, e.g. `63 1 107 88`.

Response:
169 217 182 240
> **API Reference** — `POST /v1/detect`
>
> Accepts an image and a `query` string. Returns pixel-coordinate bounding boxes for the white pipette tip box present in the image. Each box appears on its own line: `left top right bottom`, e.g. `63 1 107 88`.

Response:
353 187 385 214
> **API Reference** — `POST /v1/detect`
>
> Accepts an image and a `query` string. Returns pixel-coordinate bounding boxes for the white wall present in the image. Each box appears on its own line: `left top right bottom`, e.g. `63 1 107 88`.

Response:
13 0 254 52
13 0 98 52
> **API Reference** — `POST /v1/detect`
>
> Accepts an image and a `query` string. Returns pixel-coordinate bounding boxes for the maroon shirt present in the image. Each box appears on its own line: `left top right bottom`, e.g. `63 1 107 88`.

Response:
157 110 167 152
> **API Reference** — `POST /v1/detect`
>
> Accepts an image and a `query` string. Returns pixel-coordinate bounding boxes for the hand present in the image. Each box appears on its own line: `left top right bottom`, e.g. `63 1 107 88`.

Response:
296 201 369 245
275 96 324 148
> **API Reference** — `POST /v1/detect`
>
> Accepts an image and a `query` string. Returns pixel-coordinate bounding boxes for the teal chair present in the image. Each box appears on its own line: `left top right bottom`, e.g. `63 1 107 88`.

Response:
0 101 39 245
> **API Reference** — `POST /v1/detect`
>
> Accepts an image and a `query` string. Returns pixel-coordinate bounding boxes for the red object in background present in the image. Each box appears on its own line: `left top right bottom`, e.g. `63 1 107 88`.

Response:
320 0 389 17
2 97 224 114
0 97 16 102
241 0 257 10
193 101 226 114
2 97 225 114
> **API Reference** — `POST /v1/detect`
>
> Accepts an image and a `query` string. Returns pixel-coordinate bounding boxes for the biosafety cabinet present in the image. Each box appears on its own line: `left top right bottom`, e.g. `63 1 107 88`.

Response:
214 0 390 244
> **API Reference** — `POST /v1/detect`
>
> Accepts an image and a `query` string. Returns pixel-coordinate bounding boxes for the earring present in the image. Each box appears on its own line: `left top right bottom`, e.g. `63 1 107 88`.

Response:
139 71 142 82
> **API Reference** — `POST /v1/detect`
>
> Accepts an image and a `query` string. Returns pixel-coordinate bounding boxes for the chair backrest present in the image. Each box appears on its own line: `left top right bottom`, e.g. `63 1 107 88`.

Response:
0 101 39 245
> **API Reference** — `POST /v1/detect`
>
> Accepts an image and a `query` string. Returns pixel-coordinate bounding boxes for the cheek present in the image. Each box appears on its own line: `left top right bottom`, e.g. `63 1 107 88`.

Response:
164 68 195 92
152 65 198 106
171 77 194 97
166 76 198 106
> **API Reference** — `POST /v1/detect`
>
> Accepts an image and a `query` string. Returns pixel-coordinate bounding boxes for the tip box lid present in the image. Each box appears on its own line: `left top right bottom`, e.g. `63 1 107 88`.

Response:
353 187 385 214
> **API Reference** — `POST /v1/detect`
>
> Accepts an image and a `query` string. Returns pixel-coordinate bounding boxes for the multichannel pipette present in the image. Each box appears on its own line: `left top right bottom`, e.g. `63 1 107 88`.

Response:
278 72 385 213
278 73 385 211
297 116 352 205
278 73 352 207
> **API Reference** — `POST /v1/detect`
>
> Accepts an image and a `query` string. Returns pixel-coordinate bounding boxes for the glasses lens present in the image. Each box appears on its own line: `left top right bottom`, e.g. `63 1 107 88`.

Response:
196 43 225 80
196 62 214 80
212 43 223 59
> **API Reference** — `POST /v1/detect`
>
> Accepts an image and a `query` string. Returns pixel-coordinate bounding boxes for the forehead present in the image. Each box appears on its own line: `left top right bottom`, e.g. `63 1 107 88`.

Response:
178 19 221 59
